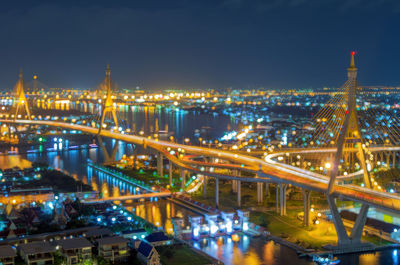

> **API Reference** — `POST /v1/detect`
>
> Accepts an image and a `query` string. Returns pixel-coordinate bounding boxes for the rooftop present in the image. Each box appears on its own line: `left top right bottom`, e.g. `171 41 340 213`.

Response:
145 232 169 243
96 236 129 246
0 245 17 258
84 227 113 238
137 241 153 258
18 241 55 255
56 237 93 250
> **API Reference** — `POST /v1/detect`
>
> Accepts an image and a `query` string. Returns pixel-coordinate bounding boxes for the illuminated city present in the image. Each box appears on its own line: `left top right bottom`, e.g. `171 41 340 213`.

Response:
0 1 400 265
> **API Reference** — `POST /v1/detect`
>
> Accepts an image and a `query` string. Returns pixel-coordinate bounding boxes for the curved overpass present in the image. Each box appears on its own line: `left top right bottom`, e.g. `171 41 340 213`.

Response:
2 119 400 214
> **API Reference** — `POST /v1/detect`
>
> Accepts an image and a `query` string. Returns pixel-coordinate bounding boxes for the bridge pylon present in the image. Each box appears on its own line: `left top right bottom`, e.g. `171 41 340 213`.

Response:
98 65 118 134
13 70 31 120
326 52 373 249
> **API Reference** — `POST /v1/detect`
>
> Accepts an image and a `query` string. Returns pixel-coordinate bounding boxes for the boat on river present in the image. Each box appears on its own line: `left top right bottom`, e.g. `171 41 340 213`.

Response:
312 254 340 265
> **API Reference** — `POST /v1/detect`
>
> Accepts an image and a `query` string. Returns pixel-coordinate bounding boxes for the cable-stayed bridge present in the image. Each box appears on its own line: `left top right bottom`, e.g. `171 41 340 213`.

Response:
2 53 400 251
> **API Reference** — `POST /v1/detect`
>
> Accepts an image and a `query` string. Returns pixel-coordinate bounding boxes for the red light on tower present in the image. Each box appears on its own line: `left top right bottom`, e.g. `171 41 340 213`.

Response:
351 51 356 56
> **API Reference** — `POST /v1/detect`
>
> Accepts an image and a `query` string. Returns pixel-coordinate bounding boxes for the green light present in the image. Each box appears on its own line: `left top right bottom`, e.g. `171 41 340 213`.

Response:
38 137 43 142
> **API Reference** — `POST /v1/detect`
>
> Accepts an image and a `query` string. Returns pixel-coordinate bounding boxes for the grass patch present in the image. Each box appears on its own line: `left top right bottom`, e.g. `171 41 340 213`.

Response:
156 244 212 265
250 210 392 250
108 167 183 192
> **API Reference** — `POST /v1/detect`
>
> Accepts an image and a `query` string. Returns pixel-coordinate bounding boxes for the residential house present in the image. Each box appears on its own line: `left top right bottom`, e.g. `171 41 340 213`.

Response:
55 237 93 265
18 241 55 265
96 236 129 263
136 241 161 265
0 245 17 265
144 232 171 246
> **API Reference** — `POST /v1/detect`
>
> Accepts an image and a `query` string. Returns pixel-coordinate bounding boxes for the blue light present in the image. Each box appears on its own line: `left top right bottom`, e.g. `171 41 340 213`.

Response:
243 222 249 231
210 224 218 235
193 227 199 237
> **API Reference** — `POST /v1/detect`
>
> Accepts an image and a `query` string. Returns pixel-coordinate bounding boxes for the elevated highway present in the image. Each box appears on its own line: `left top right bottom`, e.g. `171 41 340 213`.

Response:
2 119 400 214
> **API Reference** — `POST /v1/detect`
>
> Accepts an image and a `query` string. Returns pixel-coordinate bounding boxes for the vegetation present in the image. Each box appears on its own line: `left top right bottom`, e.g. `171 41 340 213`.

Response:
25 163 93 193
250 210 392 250
156 244 212 265
108 166 183 191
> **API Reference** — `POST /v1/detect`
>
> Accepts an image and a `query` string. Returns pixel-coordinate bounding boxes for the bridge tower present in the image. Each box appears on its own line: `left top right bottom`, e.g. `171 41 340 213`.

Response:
327 52 372 248
13 70 31 120
98 65 119 134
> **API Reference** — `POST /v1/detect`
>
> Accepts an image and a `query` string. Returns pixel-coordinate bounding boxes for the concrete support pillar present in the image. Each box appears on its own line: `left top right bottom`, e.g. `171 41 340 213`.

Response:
257 182 263 204
133 147 138 169
327 195 350 245
302 189 312 226
157 152 163 176
203 176 207 198
237 180 241 207
276 184 280 214
387 152 390 168
180 169 186 191
216 178 219 207
169 160 173 186
265 182 270 198
279 184 287 216
393 152 396 168
232 179 237 193
350 204 369 243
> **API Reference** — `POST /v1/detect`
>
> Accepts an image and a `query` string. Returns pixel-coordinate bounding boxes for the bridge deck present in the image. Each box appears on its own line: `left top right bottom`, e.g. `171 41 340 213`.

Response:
2 119 400 213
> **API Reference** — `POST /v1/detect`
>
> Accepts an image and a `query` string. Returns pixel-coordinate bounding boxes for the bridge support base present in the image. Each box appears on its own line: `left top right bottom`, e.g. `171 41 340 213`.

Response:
203 176 207 198
237 180 241 207
180 169 186 191
327 194 370 247
216 177 219 208
169 160 173 186
157 152 163 177
257 182 263 204
279 184 287 216
232 179 237 193
276 184 280 214
97 136 118 165
302 189 311 226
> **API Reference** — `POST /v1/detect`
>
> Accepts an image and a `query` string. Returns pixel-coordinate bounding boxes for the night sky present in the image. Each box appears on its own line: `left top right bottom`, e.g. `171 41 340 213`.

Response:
1 0 399 90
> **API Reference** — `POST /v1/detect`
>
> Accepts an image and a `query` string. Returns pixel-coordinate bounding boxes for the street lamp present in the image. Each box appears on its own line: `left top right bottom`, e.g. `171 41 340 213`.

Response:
325 162 331 169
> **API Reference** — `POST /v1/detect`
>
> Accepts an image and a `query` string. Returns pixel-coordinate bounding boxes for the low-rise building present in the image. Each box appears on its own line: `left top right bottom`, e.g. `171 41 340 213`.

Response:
145 232 171 246
122 228 147 240
96 236 129 263
18 241 55 265
84 227 113 242
56 237 93 265
136 241 161 265
0 245 17 265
